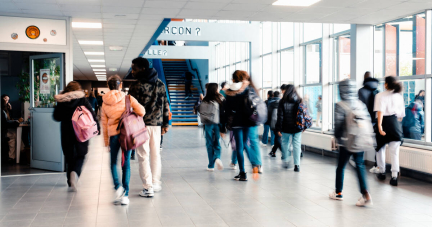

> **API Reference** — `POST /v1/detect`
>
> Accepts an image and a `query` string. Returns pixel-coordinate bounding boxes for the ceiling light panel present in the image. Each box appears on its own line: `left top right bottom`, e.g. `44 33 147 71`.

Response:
88 59 105 62
95 72 106 74
93 69 106 71
78 40 103 45
109 68 117 71
72 22 102 28
109 46 123 51
85 52 104 55
272 0 321 7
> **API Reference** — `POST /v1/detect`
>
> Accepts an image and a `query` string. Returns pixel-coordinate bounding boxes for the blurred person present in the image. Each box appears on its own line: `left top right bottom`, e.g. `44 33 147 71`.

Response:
101 76 145 204
225 70 263 181
374 76 405 186
315 95 322 127
1 95 12 118
275 85 302 172
261 90 274 147
329 79 373 207
402 99 424 140
1 98 22 163
184 71 194 100
220 81 228 97
415 90 425 109
53 81 100 192
199 83 226 171
268 91 281 157
87 90 98 111
220 81 238 169
96 92 103 117
303 94 313 118
129 57 170 196
280 84 288 94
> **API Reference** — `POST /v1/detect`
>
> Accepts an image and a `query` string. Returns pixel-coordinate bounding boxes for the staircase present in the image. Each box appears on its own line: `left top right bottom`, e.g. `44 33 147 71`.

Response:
162 60 199 126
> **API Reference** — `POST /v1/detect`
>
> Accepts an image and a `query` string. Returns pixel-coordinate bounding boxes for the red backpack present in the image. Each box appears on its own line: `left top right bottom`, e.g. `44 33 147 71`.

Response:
117 95 149 161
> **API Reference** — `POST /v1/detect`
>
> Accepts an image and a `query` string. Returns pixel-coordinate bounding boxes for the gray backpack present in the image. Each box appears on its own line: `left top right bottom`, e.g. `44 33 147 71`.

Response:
338 100 375 152
198 101 219 124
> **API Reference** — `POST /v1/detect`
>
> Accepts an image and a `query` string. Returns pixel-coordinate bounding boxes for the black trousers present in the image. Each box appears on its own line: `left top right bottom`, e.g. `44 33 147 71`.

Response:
61 135 88 185
271 130 281 153
185 80 192 96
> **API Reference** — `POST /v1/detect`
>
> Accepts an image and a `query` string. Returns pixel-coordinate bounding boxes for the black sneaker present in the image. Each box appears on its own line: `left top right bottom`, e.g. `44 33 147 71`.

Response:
301 152 304 157
268 151 276 157
377 173 386 180
131 154 135 160
294 165 300 172
390 177 398 186
234 172 247 181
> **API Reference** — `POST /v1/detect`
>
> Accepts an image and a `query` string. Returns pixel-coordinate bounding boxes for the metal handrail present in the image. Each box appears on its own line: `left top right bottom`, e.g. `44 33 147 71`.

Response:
188 59 204 94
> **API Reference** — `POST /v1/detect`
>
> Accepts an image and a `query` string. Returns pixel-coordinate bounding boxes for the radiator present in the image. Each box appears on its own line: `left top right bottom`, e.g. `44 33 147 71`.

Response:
301 131 336 151
386 146 432 174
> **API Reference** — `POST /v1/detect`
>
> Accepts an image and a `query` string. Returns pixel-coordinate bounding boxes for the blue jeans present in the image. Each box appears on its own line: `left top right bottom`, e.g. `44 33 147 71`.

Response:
281 132 302 165
261 124 274 145
204 124 221 168
110 135 131 196
336 147 368 194
230 131 237 165
233 126 262 173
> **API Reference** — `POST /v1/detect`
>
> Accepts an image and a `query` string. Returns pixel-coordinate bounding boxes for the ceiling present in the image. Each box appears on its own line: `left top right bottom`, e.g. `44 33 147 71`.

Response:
1 0 431 81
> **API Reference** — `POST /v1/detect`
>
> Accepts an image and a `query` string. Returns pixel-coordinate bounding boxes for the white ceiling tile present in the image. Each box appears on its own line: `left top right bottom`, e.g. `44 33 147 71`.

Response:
102 6 142 14
14 0 57 3
183 2 228 10
58 0 101 5
214 10 255 18
313 0 359 8
141 8 180 15
0 2 19 11
102 19 138 24
138 14 166 20
15 3 60 10
101 0 145 7
349 0 405 9
102 13 140 19
64 13 102 18
261 5 304 13
144 1 187 9
177 9 218 17
21 9 64 16
297 7 343 15
222 3 268 11
103 24 136 29
60 5 101 12
387 2 430 11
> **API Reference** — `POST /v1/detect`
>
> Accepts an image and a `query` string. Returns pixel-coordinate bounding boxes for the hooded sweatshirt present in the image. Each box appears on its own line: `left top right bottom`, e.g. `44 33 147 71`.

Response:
128 68 170 128
100 90 145 146
358 77 379 123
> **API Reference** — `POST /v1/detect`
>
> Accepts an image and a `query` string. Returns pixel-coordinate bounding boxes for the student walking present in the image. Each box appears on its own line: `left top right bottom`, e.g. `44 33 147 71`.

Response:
101 76 145 205
87 90 98 111
261 90 274 147
329 79 373 206
268 91 281 157
275 85 303 172
375 76 405 186
184 71 194 100
129 57 170 197
225 70 263 181
53 81 100 192
199 83 226 171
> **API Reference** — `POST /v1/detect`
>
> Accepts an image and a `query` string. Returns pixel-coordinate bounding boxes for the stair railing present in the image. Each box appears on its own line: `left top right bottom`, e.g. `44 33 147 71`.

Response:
188 59 204 95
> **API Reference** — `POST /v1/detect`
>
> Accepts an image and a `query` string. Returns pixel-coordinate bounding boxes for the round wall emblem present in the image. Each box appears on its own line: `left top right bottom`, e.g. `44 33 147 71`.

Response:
25 25 40 39
50 30 56 36
43 38 47 42
11 33 18 40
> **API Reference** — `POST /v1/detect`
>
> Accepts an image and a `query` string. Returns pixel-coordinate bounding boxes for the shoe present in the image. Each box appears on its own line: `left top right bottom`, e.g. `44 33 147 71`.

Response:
294 165 300 172
376 173 386 180
260 142 266 147
257 165 263 174
121 196 130 205
114 186 125 204
185 96 189 100
301 152 304 157
356 194 373 207
234 172 247 181
283 162 293 169
139 187 154 198
329 191 343 201
69 171 78 192
207 168 214 172
215 159 224 170
153 184 162 192
390 177 398 186
160 147 163 152
229 162 238 170
130 154 135 160
349 159 356 168
369 166 380 173
268 151 276 157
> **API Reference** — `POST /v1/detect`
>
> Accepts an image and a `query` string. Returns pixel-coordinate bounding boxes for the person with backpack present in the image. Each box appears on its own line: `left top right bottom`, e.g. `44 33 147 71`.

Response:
199 83 226 171
225 70 264 181
129 57 170 197
53 81 100 192
374 76 405 186
268 91 281 157
261 90 274 147
101 76 145 205
402 99 424 140
329 79 373 206
275 85 305 172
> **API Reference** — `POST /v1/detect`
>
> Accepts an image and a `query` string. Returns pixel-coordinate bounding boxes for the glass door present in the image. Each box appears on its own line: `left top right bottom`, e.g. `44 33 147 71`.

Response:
29 53 64 171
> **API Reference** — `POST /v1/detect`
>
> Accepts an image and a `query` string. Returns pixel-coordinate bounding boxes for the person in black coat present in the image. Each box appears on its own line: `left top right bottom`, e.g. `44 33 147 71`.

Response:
268 91 281 157
53 81 100 192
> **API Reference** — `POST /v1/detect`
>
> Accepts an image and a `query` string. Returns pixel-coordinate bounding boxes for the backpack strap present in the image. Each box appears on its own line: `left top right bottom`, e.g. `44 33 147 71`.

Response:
125 95 131 114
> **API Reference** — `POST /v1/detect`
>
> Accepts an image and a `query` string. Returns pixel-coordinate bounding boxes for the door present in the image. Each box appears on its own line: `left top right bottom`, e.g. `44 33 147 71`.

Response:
29 54 64 171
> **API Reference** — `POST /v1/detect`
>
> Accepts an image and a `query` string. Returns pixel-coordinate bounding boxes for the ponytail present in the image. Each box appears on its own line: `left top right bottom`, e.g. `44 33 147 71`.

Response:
385 76 402 93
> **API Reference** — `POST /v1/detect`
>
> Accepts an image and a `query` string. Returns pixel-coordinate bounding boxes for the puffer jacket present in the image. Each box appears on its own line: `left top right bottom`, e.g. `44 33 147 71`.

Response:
267 97 280 130
275 94 301 134
100 90 145 146
402 101 424 139
128 68 169 128
334 79 370 145
225 81 257 128
358 77 379 123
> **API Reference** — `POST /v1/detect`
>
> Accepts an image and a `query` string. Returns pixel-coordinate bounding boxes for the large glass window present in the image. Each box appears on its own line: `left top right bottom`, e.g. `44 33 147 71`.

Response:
333 24 350 34
401 79 425 141
334 35 351 81
280 22 294 49
262 22 272 54
262 55 272 88
303 86 322 129
280 49 294 85
305 43 321 84
304 23 322 42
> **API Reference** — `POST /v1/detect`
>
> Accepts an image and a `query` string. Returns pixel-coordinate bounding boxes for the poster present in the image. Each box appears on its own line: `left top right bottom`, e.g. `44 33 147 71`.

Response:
40 69 51 94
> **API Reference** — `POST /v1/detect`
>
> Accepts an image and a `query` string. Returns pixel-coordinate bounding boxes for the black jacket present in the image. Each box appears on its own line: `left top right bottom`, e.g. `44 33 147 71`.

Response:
358 77 379 124
267 97 280 130
225 82 256 128
276 96 301 134
1 110 19 140
53 91 100 145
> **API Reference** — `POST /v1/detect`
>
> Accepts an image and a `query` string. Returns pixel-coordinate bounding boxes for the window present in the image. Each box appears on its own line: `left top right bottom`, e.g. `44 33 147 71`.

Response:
401 79 425 141
262 22 272 54
304 23 322 42
280 22 294 49
305 43 321 84
303 86 322 129
280 49 294 85
333 24 350 34
262 55 272 88
334 35 351 81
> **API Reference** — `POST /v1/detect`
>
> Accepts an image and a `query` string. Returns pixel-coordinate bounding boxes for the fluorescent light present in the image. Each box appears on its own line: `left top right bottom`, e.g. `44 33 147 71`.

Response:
272 0 320 6
84 52 104 55
88 59 105 62
93 69 106 71
72 22 102 28
109 68 117 71
95 72 106 74
79 40 103 45
91 65 106 67
109 46 123 51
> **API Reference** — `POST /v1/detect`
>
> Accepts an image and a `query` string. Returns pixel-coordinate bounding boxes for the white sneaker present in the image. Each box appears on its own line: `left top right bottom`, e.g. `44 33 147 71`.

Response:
153 184 162 192
349 159 356 168
121 196 130 205
206 168 214 172
356 195 373 207
230 162 238 170
139 188 154 198
260 142 266 147
329 191 343 201
369 166 380 174
114 186 125 204
69 171 78 192
215 159 224 170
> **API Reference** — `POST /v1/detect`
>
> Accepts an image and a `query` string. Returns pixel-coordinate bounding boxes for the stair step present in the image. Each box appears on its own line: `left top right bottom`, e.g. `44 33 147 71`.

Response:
171 99 197 103
171 107 194 111
172 122 198 126
171 118 198 122
172 104 195 107
172 111 194 114
172 115 197 118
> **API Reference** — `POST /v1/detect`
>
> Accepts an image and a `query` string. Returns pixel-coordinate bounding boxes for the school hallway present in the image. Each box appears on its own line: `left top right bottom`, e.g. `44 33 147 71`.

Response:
1 127 432 227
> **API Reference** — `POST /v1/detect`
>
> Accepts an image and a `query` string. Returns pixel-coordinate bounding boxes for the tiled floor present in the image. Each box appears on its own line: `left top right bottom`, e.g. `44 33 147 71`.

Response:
1 127 432 227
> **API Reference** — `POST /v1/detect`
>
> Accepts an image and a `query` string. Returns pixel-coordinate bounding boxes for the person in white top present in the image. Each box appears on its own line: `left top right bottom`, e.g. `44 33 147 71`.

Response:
374 76 405 186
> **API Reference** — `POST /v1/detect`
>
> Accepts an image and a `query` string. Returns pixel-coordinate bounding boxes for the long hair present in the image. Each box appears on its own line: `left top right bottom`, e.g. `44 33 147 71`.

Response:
232 70 258 93
89 90 96 98
385 76 402 93
107 75 122 90
203 83 223 104
62 81 82 94
282 84 302 103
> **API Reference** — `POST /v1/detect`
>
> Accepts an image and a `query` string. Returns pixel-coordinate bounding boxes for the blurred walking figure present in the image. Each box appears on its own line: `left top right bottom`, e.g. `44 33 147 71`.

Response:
261 90 274 147
315 95 322 127
329 79 373 207
414 90 425 109
87 90 98 112
184 71 194 100
402 99 424 140
268 91 281 157
374 76 405 186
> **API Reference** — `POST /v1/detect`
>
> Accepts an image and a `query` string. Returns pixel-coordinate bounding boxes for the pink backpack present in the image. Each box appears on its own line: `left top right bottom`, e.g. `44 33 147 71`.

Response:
72 106 99 142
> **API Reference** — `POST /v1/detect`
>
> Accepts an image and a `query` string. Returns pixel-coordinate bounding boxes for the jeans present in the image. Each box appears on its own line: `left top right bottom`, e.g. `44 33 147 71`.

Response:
110 135 131 196
204 124 221 168
376 141 401 177
336 146 368 194
233 126 262 172
261 124 274 145
230 131 237 165
271 130 281 153
281 132 302 165
185 80 192 96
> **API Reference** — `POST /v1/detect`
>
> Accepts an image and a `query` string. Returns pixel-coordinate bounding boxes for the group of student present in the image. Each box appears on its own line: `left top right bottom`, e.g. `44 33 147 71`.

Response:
53 57 169 205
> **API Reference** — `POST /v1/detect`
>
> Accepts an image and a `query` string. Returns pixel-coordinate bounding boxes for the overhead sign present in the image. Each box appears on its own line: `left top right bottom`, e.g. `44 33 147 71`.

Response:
143 46 210 59
146 49 168 56
162 26 201 36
